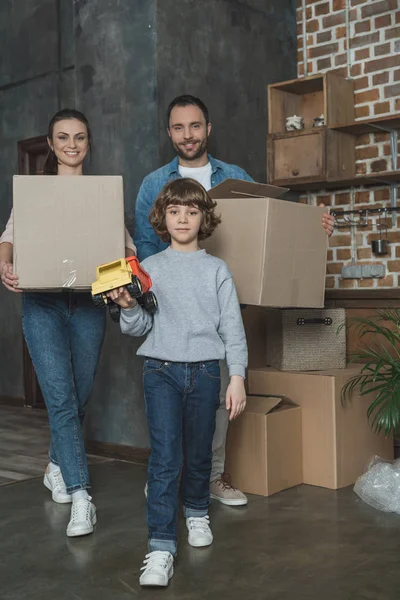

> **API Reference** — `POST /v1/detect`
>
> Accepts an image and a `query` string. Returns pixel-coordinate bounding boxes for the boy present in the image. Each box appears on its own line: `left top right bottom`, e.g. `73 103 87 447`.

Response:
109 178 247 587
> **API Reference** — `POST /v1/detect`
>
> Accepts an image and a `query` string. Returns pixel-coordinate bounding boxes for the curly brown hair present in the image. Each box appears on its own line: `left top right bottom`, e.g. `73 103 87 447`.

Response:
149 178 221 242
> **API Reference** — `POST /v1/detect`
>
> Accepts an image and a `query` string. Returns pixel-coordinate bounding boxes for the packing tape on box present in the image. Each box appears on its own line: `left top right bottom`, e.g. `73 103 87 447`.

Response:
61 259 77 288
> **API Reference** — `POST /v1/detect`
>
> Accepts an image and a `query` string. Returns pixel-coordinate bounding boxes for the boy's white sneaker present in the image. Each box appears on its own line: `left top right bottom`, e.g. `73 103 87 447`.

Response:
186 515 213 547
66 497 97 537
139 551 174 587
43 465 71 504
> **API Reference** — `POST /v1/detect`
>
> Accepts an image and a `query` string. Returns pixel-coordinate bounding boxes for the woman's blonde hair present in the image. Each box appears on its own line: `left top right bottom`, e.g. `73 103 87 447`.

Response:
149 178 221 242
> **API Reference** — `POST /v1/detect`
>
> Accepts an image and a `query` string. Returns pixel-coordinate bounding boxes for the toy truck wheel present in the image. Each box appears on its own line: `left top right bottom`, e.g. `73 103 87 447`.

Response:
108 303 121 323
143 291 158 315
126 275 142 299
93 293 106 308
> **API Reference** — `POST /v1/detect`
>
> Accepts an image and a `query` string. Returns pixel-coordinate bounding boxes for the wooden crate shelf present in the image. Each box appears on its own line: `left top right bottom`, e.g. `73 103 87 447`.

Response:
280 170 400 192
267 72 355 188
268 72 354 135
267 127 355 188
267 72 399 191
331 113 400 135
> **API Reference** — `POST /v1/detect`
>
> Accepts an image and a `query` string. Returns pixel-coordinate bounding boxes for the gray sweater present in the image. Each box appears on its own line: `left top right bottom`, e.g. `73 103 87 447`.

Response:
120 247 248 378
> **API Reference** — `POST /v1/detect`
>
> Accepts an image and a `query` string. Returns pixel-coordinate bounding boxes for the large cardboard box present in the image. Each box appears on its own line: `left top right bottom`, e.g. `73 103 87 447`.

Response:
13 175 125 290
248 366 394 489
225 395 302 496
241 305 268 369
203 179 328 308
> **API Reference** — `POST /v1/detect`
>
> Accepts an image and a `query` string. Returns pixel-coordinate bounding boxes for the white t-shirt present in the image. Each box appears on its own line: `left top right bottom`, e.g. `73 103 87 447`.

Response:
178 162 212 191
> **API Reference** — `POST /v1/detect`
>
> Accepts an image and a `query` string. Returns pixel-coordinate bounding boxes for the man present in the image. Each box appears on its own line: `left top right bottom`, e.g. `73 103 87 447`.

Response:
134 95 334 506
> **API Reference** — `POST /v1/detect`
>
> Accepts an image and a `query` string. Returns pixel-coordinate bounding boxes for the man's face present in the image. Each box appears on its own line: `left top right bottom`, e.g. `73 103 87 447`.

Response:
168 105 211 162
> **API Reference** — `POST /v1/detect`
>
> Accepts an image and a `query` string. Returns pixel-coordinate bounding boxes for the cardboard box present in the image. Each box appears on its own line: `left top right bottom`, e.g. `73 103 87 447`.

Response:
248 366 394 490
13 175 125 290
241 305 268 369
203 179 328 307
225 395 303 497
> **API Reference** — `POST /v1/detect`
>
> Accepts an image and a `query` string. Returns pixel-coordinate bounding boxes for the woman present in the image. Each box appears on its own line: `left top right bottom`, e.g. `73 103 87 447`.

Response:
0 108 136 537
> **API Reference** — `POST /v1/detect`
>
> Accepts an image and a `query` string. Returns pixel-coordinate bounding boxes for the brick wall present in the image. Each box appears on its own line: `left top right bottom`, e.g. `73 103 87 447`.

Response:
297 0 400 290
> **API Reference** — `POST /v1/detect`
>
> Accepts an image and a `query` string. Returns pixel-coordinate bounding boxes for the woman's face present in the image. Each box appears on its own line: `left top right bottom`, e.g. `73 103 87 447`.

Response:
48 119 89 169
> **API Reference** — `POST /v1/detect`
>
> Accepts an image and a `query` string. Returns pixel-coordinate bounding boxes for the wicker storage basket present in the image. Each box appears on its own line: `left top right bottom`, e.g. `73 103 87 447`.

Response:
266 309 346 371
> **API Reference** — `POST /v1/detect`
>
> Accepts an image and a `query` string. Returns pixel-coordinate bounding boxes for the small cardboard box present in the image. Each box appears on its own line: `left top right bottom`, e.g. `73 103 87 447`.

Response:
248 366 394 490
203 179 328 308
225 395 303 497
13 175 125 290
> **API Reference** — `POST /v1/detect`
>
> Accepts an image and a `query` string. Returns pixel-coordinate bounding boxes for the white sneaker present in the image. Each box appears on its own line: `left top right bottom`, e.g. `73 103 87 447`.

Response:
66 497 97 537
139 551 174 587
43 465 71 504
186 515 213 547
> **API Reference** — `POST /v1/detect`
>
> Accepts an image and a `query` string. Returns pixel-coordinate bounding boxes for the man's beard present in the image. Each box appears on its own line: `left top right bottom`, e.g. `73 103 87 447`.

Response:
174 136 208 162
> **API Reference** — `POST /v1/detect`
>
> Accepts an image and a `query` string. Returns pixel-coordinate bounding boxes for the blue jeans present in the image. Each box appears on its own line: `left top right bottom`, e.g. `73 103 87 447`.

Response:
144 359 221 556
22 292 106 493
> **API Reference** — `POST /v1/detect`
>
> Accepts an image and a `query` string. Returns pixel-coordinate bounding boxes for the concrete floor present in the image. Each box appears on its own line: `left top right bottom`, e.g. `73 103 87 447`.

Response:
0 406 110 485
2 459 400 600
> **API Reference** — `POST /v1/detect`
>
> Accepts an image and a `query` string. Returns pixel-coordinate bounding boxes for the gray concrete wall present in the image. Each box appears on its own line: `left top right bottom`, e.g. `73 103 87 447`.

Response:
74 0 158 448
0 0 74 398
157 0 297 182
84 0 297 448
0 0 296 448
73 0 159 232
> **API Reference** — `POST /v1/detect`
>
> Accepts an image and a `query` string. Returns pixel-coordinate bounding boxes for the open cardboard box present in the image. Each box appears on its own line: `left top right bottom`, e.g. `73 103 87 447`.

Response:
13 175 125 290
203 179 328 307
248 366 394 490
225 395 303 497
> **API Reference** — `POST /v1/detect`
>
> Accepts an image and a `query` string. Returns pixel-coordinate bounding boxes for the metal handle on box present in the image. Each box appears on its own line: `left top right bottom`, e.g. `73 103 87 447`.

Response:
296 317 333 326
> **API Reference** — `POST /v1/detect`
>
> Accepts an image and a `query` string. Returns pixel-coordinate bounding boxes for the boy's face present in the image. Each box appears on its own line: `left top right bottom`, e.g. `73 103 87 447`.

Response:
165 204 203 246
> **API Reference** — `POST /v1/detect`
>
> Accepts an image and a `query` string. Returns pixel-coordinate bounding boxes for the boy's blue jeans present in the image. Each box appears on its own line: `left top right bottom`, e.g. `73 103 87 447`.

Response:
143 358 221 556
22 292 106 493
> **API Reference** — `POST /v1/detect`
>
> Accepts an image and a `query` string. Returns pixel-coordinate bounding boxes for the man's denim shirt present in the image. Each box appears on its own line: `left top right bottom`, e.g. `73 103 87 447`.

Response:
134 154 254 262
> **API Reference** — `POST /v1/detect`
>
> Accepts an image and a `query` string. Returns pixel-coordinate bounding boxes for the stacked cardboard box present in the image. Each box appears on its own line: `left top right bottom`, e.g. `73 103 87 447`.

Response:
205 180 393 497
203 179 328 308
226 351 393 497
248 366 393 491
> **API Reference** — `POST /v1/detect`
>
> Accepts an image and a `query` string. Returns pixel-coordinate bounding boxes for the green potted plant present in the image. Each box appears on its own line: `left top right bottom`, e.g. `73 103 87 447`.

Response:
341 309 400 438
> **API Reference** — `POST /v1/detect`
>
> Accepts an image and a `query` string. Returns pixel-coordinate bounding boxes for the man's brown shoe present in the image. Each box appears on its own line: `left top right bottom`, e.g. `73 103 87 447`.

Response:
210 473 248 506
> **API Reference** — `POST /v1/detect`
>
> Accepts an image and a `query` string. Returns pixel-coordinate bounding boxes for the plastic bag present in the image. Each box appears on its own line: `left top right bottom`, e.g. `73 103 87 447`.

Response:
353 455 400 513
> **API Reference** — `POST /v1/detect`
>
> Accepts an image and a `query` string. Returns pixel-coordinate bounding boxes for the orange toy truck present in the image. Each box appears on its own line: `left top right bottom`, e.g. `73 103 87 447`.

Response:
91 256 158 322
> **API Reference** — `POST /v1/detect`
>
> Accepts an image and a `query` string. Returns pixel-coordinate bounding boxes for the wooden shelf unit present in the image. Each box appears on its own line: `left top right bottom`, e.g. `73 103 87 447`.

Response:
267 73 400 192
267 127 355 188
267 73 355 188
280 170 400 192
331 113 400 135
268 72 355 134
